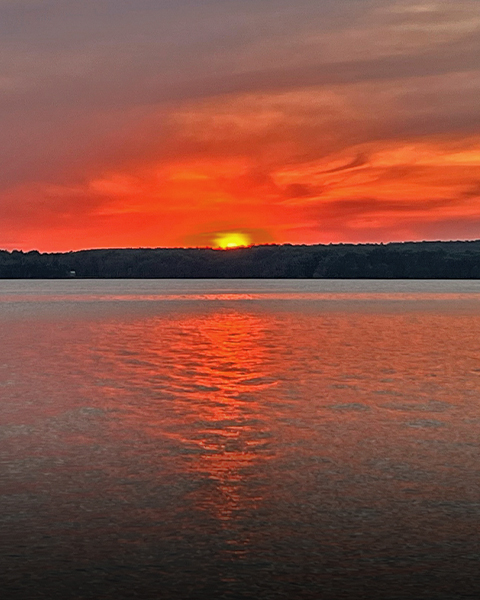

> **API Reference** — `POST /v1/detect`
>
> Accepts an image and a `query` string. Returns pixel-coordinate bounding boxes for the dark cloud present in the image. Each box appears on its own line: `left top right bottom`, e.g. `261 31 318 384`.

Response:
284 183 324 199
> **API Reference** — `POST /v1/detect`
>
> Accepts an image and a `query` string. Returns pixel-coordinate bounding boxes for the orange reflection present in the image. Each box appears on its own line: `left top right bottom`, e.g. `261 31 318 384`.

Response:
102 310 278 524
170 311 275 523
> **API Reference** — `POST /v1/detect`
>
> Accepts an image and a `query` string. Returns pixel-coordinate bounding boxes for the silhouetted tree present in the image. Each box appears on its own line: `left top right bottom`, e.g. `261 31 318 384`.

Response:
2 241 480 279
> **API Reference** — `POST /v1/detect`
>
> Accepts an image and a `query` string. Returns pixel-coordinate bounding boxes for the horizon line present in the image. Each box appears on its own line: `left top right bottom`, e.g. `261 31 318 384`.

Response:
3 238 480 254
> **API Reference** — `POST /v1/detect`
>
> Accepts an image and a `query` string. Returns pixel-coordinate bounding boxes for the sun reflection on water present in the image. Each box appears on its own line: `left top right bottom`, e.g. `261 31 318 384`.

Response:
167 312 276 525
92 310 278 527
177 312 275 523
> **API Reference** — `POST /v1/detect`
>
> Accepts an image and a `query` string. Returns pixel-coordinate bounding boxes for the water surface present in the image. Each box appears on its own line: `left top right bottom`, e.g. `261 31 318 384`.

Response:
1 280 480 599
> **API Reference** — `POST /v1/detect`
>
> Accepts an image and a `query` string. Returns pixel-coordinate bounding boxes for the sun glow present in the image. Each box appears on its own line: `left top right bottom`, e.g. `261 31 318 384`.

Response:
214 232 251 249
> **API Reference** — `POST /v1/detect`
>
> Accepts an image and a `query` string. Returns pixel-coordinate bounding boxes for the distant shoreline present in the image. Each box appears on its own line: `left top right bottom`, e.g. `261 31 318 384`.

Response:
2 240 480 279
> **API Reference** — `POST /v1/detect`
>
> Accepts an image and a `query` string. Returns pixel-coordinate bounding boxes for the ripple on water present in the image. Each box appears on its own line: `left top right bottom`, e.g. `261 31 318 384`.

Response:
328 403 371 412
404 419 446 429
383 400 452 413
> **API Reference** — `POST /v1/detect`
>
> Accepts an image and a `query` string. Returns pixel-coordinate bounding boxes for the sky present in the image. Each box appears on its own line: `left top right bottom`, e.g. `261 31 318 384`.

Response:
1 0 479 251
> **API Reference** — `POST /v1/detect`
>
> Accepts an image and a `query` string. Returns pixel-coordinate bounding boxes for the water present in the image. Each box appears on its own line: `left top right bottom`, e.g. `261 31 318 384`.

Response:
1 279 480 599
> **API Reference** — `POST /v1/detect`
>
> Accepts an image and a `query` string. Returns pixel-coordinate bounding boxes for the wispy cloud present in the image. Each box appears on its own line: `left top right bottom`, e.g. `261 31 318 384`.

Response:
0 0 479 249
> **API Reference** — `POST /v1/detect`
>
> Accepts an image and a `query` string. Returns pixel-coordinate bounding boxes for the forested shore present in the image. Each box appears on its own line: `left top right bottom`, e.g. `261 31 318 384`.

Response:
2 240 480 279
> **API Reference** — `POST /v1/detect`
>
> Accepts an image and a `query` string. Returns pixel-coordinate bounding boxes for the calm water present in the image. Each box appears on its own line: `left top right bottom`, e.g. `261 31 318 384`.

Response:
1 280 480 599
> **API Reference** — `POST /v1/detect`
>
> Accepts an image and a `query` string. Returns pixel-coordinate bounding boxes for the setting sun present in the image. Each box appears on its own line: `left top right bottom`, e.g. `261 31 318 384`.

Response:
214 232 251 249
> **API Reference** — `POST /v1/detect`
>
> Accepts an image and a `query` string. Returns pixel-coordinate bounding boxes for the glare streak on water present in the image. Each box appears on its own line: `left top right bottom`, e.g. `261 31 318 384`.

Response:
1 279 480 599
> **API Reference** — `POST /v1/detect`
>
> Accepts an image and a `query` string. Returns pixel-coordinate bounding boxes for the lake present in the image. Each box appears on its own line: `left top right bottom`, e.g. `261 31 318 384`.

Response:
1 279 480 599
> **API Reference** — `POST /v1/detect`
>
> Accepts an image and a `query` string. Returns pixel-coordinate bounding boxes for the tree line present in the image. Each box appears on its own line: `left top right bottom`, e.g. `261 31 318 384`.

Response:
2 240 480 278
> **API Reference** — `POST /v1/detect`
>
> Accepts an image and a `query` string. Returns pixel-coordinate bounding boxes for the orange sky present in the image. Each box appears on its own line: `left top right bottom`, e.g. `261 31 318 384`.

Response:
1 0 479 251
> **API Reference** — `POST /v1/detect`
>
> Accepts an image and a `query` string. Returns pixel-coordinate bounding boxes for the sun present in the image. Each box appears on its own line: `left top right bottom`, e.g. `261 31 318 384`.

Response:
214 232 251 249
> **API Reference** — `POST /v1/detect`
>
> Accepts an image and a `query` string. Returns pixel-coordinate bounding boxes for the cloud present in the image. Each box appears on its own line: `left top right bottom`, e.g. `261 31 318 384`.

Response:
0 0 479 250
